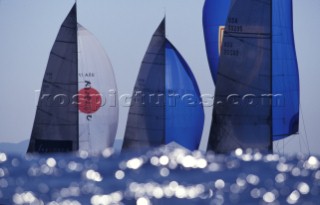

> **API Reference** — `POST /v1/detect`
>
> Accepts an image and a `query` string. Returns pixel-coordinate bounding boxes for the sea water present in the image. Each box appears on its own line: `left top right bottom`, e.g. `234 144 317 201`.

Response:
0 147 319 205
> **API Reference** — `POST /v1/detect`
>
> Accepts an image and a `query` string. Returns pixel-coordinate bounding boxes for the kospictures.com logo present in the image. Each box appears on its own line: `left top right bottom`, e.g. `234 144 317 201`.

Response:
35 90 284 108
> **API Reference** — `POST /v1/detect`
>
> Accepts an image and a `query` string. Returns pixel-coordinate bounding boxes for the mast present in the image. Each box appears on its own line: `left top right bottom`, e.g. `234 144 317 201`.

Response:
269 0 273 152
164 16 166 146
75 1 79 151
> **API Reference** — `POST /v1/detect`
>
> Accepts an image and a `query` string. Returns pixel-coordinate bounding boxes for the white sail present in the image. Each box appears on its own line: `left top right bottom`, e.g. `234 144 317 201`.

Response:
77 24 118 153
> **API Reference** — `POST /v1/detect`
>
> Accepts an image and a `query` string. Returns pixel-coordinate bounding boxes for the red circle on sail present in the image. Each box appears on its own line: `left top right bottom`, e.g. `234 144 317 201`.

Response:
78 87 102 114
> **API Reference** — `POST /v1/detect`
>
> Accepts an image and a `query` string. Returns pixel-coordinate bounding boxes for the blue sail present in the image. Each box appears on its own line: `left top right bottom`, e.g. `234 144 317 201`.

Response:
203 0 232 83
165 41 204 150
203 0 299 148
123 19 204 151
272 0 299 139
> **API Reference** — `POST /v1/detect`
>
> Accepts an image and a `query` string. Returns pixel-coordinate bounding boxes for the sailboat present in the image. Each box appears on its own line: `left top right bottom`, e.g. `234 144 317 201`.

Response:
27 4 118 153
203 0 300 152
122 19 205 151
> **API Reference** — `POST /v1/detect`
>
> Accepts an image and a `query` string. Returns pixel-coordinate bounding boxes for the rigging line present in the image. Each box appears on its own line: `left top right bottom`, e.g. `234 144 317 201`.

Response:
281 132 307 155
162 0 166 21
298 123 302 153
226 35 271 50
300 104 311 156
217 72 271 93
274 140 281 155
274 141 281 154
224 32 271 38
283 138 284 156
272 0 299 155
276 0 306 155
88 119 92 152
274 140 284 156
279 133 298 148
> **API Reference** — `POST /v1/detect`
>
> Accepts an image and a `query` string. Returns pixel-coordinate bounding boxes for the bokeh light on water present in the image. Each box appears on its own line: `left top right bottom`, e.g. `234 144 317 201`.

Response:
0 148 319 204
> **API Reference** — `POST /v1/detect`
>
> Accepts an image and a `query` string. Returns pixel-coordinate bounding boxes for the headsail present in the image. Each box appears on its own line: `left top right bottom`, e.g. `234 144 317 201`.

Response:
203 0 232 83
123 19 204 151
77 24 118 153
272 0 299 139
27 5 78 153
208 0 272 152
165 41 204 150
28 4 118 153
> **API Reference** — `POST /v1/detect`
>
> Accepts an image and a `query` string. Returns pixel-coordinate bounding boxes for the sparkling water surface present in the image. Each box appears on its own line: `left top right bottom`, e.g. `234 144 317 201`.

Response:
0 147 319 205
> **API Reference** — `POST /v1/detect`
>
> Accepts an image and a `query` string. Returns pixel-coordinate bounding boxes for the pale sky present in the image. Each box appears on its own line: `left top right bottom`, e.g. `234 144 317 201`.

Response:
0 0 319 155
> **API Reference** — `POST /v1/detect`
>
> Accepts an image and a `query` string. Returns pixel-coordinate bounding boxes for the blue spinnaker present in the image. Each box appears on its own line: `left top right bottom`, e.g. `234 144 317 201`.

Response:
272 0 299 139
203 0 232 83
165 41 204 150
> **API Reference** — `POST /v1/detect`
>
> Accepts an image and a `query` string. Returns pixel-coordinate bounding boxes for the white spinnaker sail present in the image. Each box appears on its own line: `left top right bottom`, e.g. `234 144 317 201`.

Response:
77 24 118 153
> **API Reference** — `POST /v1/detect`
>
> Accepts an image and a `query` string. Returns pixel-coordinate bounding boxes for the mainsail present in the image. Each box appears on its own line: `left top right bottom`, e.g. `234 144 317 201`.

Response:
204 0 300 152
27 4 118 153
123 19 204 151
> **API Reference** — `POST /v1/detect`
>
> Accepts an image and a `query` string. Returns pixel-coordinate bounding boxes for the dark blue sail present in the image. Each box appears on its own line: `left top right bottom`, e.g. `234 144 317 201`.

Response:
204 0 300 150
203 0 232 83
123 19 204 151
27 5 78 153
165 41 204 150
208 0 272 152
272 0 299 139
123 20 166 150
